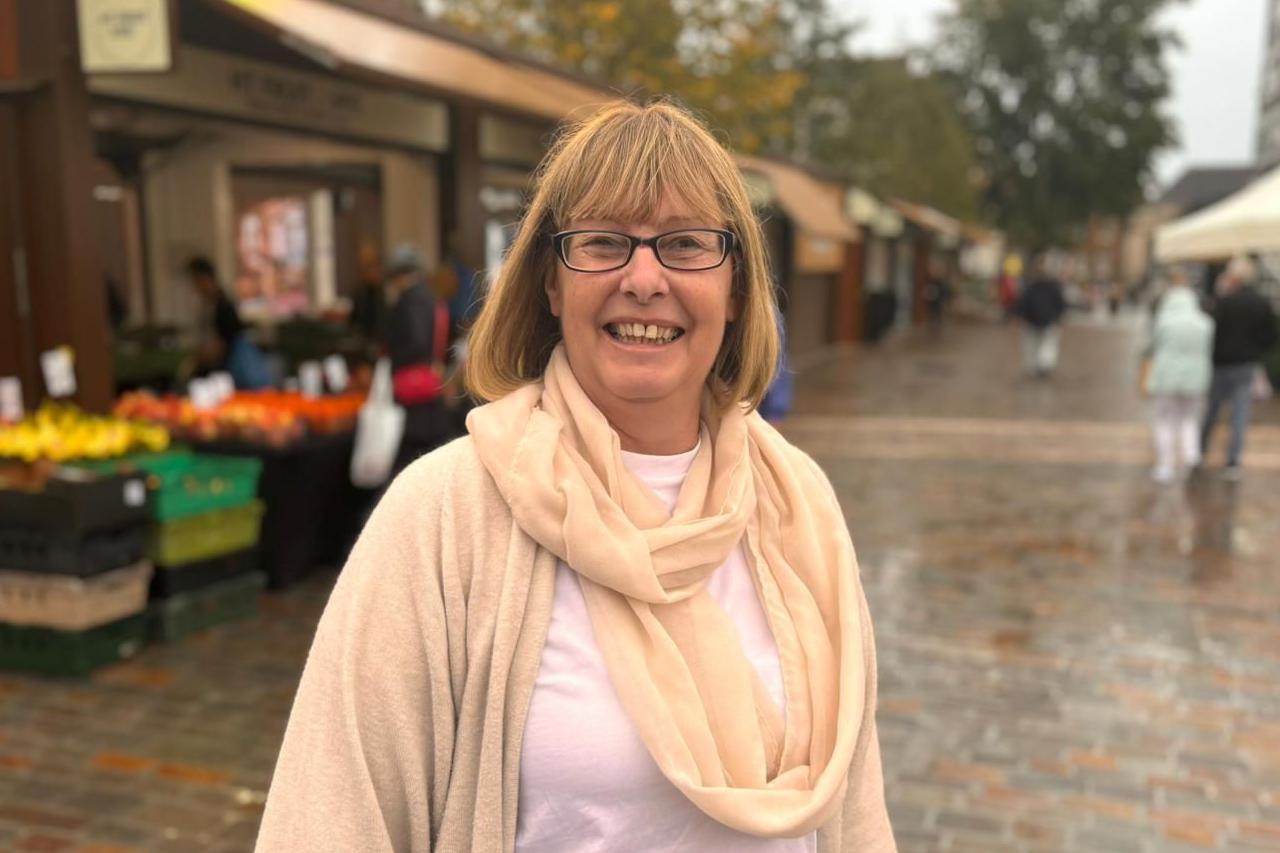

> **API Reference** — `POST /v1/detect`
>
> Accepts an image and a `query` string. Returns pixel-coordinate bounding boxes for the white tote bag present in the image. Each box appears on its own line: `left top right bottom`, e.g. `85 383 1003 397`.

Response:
350 358 406 489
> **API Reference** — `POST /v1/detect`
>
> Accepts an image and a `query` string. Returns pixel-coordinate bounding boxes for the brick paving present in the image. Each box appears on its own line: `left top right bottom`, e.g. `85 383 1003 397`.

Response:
0 314 1278 851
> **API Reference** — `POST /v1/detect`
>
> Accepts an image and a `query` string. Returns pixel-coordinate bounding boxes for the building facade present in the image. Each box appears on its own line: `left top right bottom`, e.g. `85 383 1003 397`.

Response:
1260 0 1280 166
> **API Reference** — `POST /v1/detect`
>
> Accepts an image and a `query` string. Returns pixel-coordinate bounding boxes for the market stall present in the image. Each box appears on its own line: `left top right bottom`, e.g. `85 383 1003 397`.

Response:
115 388 371 589
0 403 297 675
1155 165 1280 261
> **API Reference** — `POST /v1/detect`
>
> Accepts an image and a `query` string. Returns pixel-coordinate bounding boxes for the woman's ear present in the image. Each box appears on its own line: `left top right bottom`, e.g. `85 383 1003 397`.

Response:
545 270 564 318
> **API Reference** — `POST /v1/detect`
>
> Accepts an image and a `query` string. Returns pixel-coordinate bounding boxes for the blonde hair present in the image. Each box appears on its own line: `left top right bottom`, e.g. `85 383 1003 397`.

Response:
464 100 780 410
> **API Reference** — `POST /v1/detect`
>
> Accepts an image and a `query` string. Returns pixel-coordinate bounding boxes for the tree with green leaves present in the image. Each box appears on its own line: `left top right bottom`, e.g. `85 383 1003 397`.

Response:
930 0 1182 248
422 0 983 222
426 0 807 153
795 55 981 221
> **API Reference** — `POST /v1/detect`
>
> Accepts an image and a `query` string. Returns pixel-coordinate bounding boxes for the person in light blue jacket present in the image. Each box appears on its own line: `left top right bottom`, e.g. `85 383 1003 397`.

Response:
1146 276 1215 483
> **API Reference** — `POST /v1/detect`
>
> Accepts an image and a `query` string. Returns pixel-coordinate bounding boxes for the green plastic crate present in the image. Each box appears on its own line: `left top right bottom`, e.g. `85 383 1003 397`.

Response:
0 614 146 676
147 571 266 643
148 500 264 567
78 450 262 522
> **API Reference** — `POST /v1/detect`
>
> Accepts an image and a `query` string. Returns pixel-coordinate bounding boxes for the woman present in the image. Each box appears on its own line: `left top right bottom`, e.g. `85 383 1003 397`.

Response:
1146 271 1214 483
257 101 895 852
382 243 453 475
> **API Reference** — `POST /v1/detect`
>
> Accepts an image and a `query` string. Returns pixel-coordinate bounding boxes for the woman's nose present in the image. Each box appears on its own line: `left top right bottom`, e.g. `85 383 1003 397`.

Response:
620 244 669 303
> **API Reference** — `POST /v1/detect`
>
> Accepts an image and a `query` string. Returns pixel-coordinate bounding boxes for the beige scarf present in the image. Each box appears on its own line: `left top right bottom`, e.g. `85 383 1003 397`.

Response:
467 345 867 838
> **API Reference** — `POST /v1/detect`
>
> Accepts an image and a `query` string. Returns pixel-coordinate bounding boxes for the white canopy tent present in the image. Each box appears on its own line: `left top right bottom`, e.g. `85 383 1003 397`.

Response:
1155 165 1280 262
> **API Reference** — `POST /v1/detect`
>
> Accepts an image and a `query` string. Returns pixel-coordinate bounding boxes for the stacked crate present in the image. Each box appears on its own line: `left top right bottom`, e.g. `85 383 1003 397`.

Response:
0 467 154 675
83 451 267 643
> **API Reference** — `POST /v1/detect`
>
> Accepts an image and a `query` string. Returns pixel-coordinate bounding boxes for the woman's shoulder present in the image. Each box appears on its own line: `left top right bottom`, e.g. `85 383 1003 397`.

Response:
746 412 837 494
385 433 505 515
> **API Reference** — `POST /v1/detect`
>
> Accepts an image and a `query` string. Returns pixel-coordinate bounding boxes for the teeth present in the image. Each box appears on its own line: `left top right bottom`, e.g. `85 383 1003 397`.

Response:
609 323 680 344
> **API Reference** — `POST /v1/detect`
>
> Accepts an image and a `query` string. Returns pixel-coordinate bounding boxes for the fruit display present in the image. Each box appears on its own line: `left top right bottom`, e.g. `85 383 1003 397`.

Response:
115 391 304 447
114 389 364 445
0 403 170 463
233 390 365 434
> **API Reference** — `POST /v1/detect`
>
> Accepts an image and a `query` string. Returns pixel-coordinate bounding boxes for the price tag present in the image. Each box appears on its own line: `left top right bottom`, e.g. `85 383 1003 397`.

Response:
209 371 236 403
299 361 324 399
123 479 147 508
0 377 22 422
40 347 77 398
323 355 349 393
189 378 218 410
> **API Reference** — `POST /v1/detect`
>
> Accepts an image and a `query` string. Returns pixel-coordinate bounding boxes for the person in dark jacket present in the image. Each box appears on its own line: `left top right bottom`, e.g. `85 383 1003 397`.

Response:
1199 257 1278 478
185 256 272 389
383 244 453 476
1016 255 1068 378
349 239 388 354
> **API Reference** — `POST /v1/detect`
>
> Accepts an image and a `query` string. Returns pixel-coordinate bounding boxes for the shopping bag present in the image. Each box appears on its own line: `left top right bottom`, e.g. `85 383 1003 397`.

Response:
1253 365 1274 401
1137 358 1152 397
392 301 450 405
350 358 406 488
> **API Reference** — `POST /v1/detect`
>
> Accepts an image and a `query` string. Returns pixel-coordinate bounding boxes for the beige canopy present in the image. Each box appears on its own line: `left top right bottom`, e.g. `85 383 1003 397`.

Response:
1155 165 1280 261
735 155 860 242
217 0 612 123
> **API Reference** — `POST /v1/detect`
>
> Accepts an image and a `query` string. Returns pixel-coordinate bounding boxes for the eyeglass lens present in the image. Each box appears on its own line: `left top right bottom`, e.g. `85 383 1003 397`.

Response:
561 230 727 271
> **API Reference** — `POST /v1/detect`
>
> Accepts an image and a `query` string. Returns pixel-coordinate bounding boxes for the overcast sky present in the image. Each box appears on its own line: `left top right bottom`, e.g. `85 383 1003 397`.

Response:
831 0 1269 189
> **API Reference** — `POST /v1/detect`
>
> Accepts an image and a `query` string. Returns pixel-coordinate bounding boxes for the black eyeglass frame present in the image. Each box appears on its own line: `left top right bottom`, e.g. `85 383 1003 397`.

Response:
551 228 738 273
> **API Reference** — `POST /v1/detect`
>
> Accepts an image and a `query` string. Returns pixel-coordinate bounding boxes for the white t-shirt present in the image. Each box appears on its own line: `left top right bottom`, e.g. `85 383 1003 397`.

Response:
515 443 818 853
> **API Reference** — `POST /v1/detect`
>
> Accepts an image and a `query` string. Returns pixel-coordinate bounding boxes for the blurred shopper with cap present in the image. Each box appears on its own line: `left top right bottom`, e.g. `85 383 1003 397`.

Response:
1145 267 1214 484
383 243 452 476
1200 256 1278 479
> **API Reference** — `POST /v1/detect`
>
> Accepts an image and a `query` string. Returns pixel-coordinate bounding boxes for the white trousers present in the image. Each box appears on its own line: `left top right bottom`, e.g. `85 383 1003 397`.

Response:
1151 394 1204 477
1022 325 1060 374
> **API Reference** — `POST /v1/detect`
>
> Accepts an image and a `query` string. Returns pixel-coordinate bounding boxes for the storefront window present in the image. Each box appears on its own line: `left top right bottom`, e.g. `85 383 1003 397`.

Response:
235 196 311 317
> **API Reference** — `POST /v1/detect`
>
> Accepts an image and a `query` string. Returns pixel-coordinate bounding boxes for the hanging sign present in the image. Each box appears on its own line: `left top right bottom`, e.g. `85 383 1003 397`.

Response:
77 0 173 74
209 371 236 403
40 348 77 399
0 378 22 422
323 355 349 394
298 362 324 399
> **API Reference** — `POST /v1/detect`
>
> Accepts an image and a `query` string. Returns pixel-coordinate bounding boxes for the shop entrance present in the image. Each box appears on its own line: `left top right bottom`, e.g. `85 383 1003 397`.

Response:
231 165 383 320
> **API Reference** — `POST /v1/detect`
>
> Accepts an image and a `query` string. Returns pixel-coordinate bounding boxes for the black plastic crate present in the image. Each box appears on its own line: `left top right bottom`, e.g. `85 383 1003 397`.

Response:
0 614 146 676
148 572 266 643
0 468 151 536
148 547 258 599
0 523 149 577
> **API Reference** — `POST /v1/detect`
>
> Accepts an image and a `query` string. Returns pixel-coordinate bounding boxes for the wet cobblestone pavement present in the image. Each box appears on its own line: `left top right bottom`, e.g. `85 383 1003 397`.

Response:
2 315 1279 851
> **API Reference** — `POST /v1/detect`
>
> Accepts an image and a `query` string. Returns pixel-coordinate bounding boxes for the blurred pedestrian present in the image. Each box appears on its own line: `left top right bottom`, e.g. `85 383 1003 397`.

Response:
1016 254 1067 378
1144 270 1214 484
184 256 272 389
383 244 452 476
430 230 480 336
996 254 1022 320
758 307 793 422
1199 256 1278 479
349 238 388 351
923 258 951 337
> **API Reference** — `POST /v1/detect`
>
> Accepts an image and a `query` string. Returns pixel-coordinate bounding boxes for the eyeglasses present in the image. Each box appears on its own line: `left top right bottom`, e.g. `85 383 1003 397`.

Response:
552 228 737 273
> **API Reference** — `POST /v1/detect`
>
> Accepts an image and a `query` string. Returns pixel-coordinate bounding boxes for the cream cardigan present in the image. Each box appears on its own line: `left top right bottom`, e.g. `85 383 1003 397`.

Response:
255 437 896 853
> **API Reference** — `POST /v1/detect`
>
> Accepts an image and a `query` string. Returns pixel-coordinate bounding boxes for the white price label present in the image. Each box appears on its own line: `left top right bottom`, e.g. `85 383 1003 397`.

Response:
40 348 77 398
0 377 22 422
299 361 324 399
209 371 236 402
189 378 218 410
123 479 147 508
323 355 349 393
